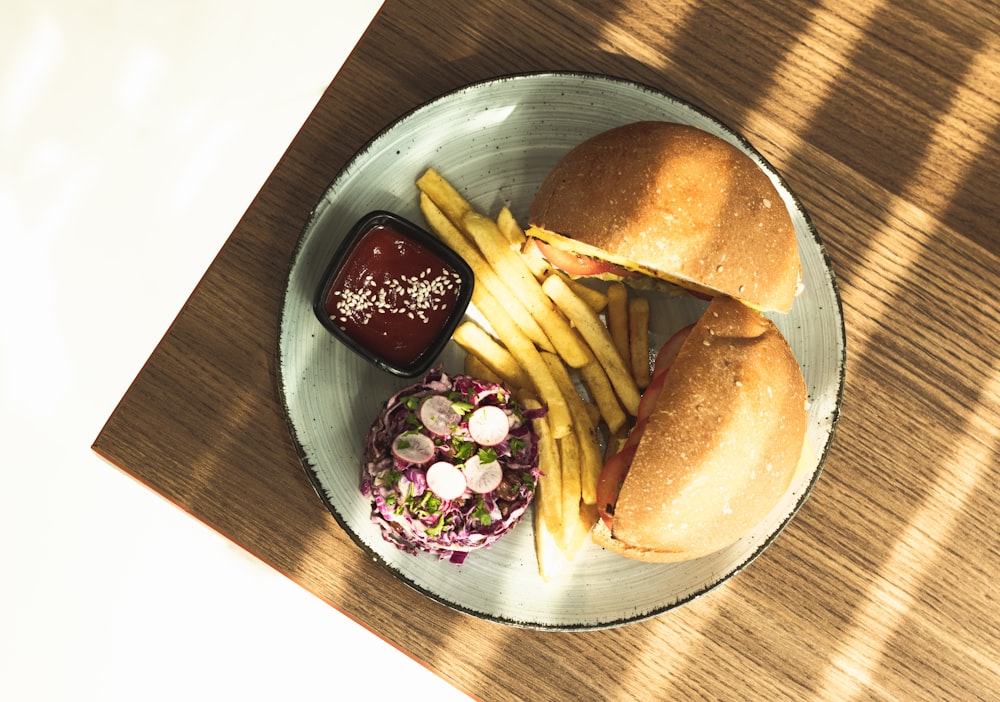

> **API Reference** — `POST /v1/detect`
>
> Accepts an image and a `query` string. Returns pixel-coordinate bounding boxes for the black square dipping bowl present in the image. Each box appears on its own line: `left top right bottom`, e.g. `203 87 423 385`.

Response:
313 211 475 377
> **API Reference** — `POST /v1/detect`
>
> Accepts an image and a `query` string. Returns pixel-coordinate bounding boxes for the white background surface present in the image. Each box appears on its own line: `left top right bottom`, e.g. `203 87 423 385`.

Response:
1 2 468 700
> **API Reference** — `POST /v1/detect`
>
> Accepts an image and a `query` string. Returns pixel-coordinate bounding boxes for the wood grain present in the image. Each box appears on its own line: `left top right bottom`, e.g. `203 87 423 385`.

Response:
94 1 999 700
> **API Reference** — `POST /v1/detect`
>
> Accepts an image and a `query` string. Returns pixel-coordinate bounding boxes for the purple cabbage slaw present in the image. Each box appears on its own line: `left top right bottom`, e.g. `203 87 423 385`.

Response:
361 369 544 564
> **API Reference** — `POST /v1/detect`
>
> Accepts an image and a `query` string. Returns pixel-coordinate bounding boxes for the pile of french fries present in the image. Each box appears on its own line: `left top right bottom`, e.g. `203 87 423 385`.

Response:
416 168 652 580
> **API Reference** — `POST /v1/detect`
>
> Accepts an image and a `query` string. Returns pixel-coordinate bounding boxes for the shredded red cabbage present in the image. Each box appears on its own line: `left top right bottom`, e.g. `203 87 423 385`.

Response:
361 368 544 564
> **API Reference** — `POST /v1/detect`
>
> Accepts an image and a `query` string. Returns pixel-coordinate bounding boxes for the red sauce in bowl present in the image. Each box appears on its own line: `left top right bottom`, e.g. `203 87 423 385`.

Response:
315 212 473 376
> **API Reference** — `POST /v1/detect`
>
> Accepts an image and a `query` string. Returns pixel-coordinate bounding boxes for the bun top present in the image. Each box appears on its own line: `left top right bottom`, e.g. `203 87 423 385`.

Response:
607 296 807 561
528 121 801 313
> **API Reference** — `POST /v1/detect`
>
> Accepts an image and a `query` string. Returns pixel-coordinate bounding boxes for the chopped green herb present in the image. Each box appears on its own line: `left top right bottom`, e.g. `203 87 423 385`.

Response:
425 516 444 537
453 440 475 461
379 468 402 488
471 499 491 526
451 400 474 416
509 436 526 456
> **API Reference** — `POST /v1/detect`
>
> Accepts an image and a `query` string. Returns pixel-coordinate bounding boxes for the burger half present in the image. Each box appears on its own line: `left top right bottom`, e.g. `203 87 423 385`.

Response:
593 296 809 562
527 121 801 313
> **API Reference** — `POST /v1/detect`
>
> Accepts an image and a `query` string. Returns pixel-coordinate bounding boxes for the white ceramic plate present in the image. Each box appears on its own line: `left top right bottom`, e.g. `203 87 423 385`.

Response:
277 72 845 630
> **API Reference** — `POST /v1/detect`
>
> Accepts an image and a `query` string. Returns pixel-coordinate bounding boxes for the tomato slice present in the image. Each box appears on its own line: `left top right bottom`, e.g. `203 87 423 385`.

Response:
635 325 692 424
653 324 694 377
635 371 667 426
596 442 638 528
596 324 695 529
532 239 635 278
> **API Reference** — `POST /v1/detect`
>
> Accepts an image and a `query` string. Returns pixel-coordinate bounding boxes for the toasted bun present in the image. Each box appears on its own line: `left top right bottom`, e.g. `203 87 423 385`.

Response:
593 296 808 562
528 122 801 312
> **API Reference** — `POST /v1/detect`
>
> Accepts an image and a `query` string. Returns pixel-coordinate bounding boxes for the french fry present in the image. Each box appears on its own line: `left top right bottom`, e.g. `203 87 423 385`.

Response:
465 365 537 415
420 193 555 352
577 354 626 434
519 241 609 312
460 211 590 369
520 237 553 279
575 411 604 508
452 321 532 390
569 276 610 313
470 285 573 439
534 486 568 581
542 352 603 505
565 509 596 561
565 495 600 563
496 206 527 247
541 274 642 416
531 433 568 580
576 502 599 549
415 168 643 574
556 433 582 549
494 232 624 430
417 169 589 367
525 398 562 539
536 497 600 581
531 393 595 573
464 352 504 386
628 296 652 390
607 282 630 368
605 421 630 461
415 168 475 234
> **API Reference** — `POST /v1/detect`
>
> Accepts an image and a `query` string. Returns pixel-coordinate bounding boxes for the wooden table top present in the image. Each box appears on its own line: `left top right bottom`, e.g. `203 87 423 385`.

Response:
94 1 999 699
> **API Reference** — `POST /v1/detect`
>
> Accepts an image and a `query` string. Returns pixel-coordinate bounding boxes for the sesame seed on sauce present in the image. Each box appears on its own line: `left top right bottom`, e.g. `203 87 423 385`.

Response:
331 265 461 326
323 224 466 367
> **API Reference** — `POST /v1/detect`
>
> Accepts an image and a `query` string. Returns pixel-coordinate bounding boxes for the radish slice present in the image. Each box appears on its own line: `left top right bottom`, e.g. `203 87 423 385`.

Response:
426 461 467 500
419 395 462 436
391 432 435 464
467 405 510 446
463 454 503 494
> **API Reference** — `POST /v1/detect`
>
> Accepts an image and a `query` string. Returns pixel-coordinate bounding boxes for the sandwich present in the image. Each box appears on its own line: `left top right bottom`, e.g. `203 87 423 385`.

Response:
592 295 808 561
527 121 801 313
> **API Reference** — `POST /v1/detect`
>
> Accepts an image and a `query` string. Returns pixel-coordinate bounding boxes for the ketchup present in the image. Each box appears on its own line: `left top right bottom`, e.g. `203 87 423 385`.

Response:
322 221 466 368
